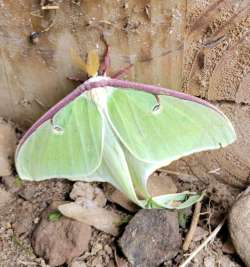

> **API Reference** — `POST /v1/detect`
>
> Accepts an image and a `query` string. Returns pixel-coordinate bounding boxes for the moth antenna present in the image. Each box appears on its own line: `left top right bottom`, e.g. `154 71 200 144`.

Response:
99 35 110 75
111 64 133 79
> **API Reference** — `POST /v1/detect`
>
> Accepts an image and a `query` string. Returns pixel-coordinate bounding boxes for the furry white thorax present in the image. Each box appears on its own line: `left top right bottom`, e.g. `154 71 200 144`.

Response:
84 75 113 110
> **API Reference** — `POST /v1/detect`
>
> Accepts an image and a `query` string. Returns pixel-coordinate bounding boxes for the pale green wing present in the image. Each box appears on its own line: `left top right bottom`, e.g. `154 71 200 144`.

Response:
16 95 103 180
123 144 202 209
106 88 236 163
88 119 141 206
86 118 199 209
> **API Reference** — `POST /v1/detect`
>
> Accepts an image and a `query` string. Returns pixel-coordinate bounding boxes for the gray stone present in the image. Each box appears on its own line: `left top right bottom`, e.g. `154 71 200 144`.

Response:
147 173 177 196
32 202 92 267
119 209 181 267
70 182 106 208
229 187 250 267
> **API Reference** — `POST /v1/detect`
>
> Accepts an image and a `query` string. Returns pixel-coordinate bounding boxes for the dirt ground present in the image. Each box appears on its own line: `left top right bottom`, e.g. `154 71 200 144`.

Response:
0 0 250 267
0 0 249 185
0 163 244 267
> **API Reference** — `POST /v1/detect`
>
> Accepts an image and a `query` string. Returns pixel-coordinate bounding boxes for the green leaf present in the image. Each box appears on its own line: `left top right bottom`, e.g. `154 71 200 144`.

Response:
178 209 191 228
48 210 62 221
15 176 23 187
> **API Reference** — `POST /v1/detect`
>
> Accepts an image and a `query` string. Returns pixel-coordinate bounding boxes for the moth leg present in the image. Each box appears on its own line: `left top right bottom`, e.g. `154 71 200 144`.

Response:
111 64 133 79
99 34 133 77
152 94 160 112
99 35 110 75
67 76 85 83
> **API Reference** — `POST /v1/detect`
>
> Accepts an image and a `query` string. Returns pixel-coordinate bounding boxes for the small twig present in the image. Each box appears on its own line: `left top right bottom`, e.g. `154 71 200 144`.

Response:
30 10 44 18
18 261 37 266
207 199 213 234
40 14 57 33
158 168 198 182
208 168 221 175
182 191 205 251
179 217 226 267
41 5 59 10
72 0 81 6
144 4 151 20
204 35 225 48
34 97 49 110
199 212 209 215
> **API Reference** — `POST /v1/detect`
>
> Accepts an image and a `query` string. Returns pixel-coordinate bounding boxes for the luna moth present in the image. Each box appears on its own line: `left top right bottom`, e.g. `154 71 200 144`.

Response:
15 49 236 209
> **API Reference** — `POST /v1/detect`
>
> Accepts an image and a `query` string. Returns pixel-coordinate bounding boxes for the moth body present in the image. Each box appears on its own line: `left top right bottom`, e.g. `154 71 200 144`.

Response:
15 74 236 209
84 76 112 111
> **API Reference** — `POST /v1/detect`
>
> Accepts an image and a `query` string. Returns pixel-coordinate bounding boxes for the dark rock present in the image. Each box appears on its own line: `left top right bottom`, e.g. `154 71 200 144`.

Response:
228 187 250 267
119 209 181 267
32 201 92 267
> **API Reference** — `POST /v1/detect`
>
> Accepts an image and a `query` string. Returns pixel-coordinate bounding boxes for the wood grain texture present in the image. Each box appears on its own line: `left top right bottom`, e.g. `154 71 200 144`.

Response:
1 0 250 187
